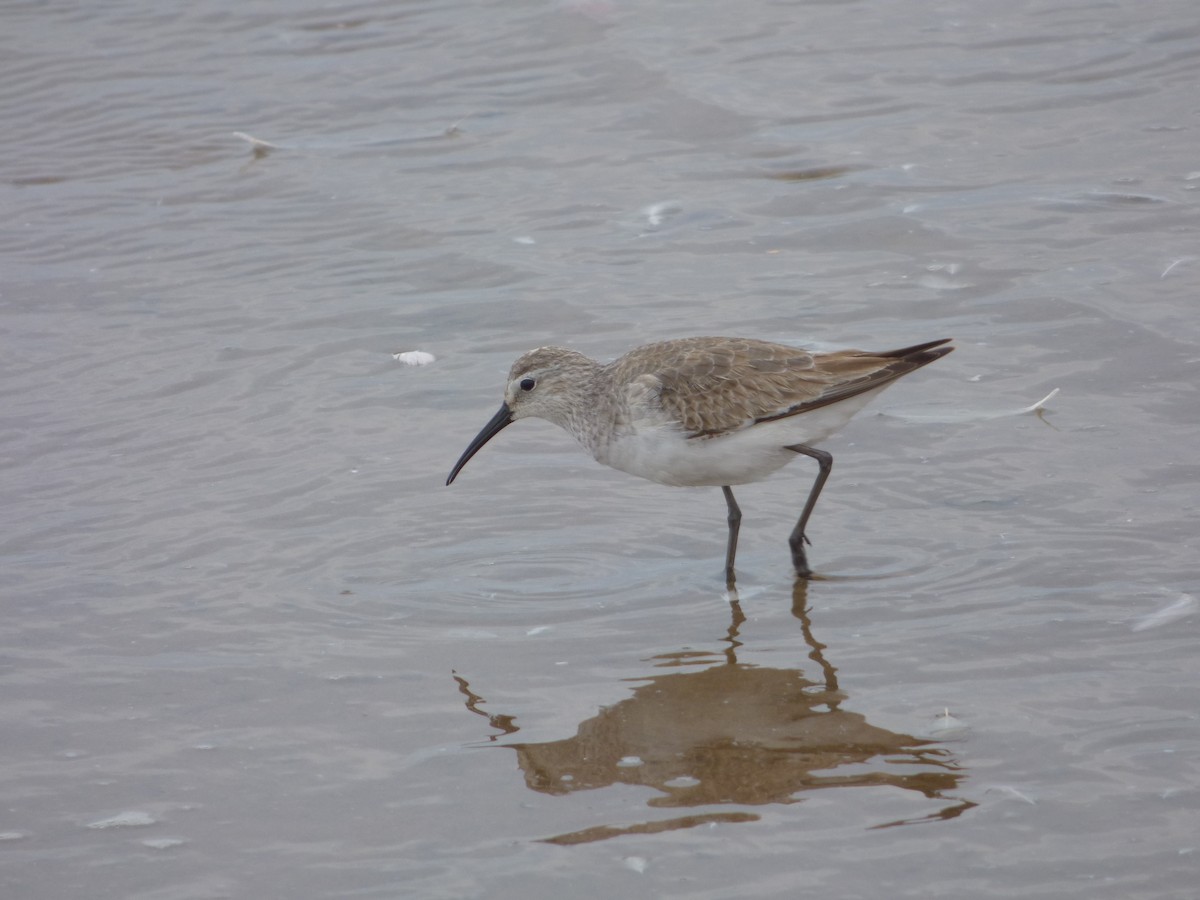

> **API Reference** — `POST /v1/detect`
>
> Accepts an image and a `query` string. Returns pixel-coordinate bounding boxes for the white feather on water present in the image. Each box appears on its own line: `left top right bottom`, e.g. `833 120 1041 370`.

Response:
887 388 1059 424
1131 593 1196 632
394 350 436 366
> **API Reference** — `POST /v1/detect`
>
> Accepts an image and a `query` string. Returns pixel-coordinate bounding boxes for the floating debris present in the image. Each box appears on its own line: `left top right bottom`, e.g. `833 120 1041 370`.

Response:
985 785 1037 805
1161 257 1194 279
642 201 681 227
1131 593 1196 632
393 350 435 366
924 708 969 739
232 131 278 150
443 112 474 137
1016 388 1059 416
232 131 279 159
763 164 860 182
142 837 186 850
890 388 1060 425
86 811 157 829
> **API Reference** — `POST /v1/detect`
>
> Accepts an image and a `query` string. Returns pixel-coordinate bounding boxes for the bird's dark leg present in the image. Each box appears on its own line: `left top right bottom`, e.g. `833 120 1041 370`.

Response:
785 444 833 578
721 486 741 587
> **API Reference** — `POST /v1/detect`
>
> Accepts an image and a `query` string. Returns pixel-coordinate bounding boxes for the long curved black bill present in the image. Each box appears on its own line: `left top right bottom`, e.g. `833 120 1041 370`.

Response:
445 403 514 485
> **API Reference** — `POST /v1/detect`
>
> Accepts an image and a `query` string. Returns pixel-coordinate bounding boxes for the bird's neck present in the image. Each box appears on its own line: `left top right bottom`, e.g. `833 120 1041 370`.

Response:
559 363 618 457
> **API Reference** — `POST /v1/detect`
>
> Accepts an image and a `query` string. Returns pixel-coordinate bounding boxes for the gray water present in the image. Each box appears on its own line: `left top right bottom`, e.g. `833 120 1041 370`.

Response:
3 1 1199 897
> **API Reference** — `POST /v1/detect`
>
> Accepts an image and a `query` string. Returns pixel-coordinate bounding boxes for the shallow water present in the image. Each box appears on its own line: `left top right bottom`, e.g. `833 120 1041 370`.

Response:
3 0 1199 897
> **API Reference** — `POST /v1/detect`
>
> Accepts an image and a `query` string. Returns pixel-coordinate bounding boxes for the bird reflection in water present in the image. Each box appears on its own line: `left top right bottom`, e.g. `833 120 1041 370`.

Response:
453 581 974 845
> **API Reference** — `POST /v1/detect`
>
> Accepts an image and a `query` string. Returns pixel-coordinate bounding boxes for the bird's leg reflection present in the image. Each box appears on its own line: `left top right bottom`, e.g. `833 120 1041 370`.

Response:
722 597 746 664
452 670 519 740
791 578 840 701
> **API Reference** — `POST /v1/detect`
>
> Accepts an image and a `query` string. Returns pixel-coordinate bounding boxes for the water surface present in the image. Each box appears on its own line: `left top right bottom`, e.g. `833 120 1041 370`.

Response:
3 0 1198 897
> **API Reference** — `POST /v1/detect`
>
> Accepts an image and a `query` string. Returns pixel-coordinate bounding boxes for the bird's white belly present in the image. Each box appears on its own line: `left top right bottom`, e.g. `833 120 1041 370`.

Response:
599 427 793 487
592 387 886 487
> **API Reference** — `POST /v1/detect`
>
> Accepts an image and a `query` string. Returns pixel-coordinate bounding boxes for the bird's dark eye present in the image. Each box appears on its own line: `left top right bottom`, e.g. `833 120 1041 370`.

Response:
519 377 536 392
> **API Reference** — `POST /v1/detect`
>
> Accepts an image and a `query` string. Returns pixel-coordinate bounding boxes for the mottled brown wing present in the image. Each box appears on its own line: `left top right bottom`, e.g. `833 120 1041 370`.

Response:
610 336 953 438
609 337 825 436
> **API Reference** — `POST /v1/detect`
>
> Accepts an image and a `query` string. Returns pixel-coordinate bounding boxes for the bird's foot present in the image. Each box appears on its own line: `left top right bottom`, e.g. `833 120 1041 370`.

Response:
789 541 812 578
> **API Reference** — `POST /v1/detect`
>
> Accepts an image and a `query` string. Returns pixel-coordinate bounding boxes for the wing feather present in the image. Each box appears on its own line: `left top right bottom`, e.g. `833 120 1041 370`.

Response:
607 336 952 438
